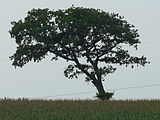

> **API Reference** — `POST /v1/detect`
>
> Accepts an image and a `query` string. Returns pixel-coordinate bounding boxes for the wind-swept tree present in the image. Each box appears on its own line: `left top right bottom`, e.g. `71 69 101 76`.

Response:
9 7 148 100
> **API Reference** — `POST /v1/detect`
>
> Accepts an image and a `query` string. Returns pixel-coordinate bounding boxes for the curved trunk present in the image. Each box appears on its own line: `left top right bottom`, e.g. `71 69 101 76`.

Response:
92 80 105 95
92 79 114 100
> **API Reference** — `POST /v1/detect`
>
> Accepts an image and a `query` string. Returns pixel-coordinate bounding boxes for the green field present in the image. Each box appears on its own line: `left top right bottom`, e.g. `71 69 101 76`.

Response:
0 99 160 120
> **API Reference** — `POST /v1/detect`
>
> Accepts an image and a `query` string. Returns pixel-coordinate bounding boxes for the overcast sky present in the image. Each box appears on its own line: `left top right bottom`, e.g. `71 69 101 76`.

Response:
0 0 160 100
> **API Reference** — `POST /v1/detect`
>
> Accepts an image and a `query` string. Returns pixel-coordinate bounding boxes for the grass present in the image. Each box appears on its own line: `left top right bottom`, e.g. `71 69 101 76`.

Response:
0 99 160 120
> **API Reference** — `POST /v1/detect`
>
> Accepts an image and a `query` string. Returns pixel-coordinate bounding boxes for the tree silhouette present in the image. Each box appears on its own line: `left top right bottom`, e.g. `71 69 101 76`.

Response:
9 7 149 100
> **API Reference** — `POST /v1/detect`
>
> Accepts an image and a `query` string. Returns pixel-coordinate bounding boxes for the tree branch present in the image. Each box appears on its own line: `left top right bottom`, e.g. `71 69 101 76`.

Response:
83 45 101 81
48 49 75 61
67 44 96 80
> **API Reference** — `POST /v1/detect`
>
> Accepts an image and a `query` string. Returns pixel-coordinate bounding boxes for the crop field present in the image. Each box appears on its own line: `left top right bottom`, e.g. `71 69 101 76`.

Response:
0 99 160 120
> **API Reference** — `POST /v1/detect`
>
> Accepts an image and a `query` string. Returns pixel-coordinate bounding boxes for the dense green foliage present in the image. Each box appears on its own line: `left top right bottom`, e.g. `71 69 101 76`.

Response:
0 99 160 120
9 7 149 99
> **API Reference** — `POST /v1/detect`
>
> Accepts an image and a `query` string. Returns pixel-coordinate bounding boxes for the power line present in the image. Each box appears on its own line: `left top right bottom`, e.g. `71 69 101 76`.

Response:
33 91 94 99
31 83 160 99
108 83 160 91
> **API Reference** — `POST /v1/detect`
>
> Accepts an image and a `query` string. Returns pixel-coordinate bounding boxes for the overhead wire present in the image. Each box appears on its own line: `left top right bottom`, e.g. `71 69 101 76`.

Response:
108 83 160 91
32 91 94 99
30 83 160 99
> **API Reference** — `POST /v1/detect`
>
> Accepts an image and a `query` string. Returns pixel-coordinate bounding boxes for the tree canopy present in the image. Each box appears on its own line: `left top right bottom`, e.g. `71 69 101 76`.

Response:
9 7 149 100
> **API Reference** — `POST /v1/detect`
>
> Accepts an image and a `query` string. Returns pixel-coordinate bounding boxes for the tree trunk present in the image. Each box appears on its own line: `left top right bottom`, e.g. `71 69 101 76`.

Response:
92 80 105 95
92 79 113 100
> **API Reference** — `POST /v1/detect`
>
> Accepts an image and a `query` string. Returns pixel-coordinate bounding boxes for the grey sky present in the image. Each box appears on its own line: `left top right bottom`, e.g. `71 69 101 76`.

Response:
0 0 160 100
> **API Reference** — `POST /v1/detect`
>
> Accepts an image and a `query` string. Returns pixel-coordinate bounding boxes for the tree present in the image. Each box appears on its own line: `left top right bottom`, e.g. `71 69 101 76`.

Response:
9 7 149 100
